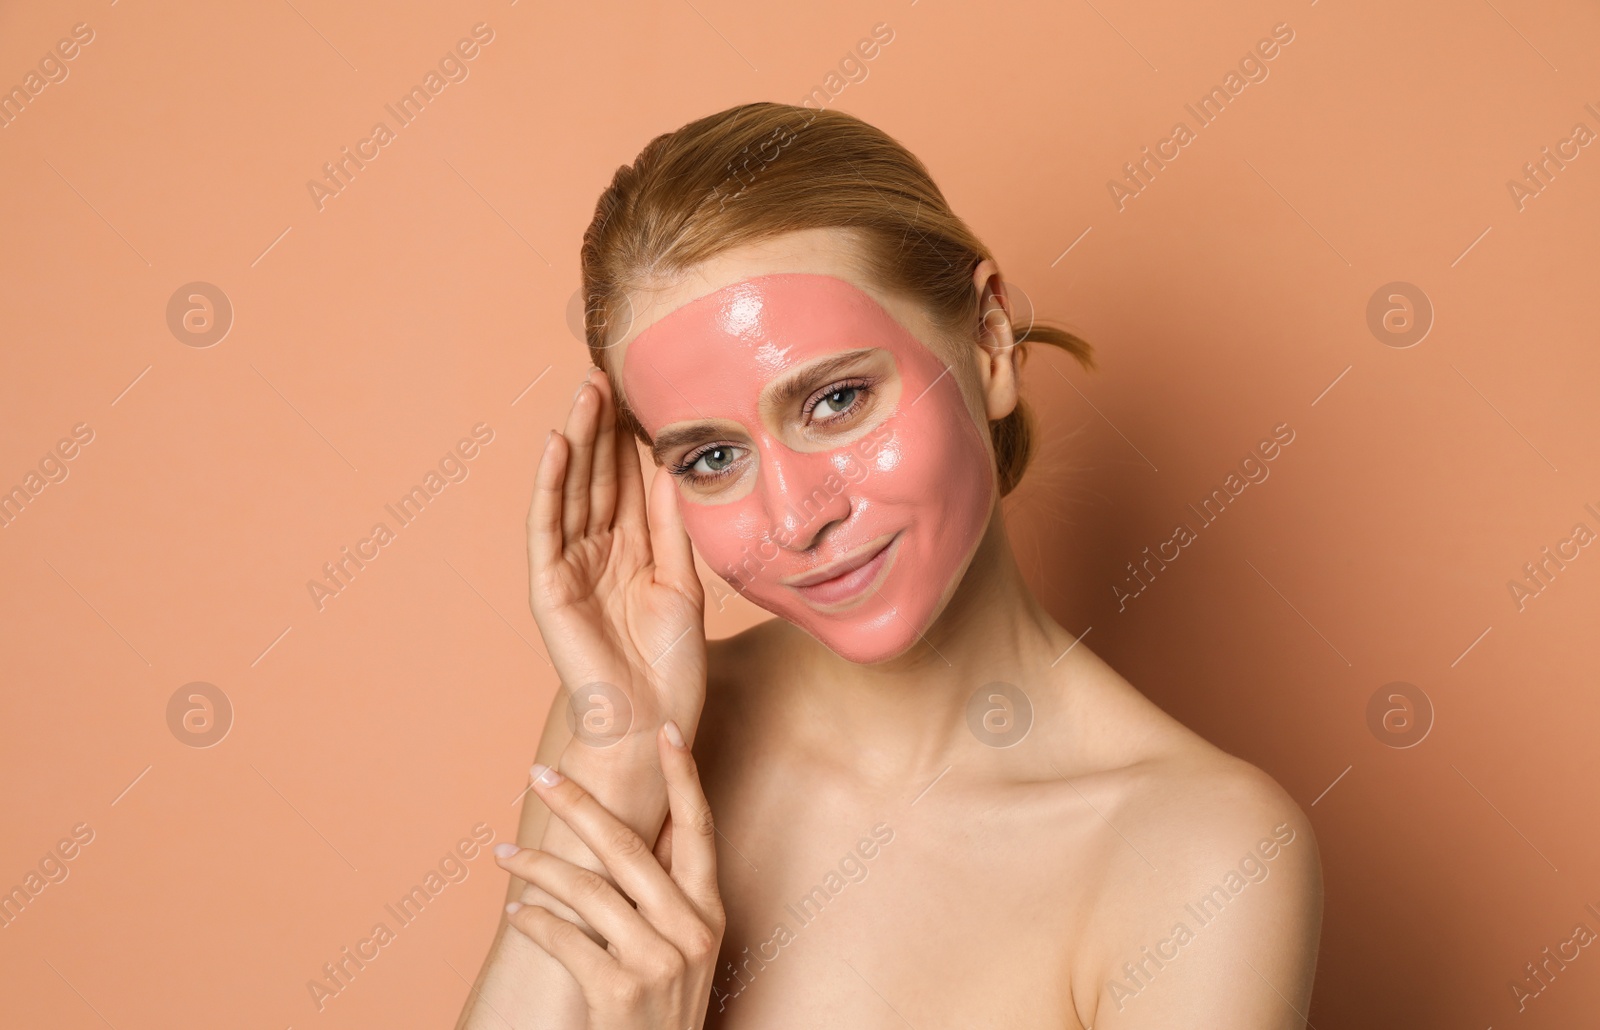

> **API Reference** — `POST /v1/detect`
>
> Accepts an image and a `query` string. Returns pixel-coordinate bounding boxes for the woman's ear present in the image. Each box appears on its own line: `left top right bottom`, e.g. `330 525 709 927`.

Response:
972 258 1021 422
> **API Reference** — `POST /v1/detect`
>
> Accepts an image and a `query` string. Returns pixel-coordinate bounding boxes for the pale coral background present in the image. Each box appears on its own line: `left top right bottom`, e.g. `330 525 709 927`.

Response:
3 0 1598 1026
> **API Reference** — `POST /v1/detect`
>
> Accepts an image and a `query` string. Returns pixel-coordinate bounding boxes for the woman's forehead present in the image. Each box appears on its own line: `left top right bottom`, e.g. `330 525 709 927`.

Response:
618 273 929 427
627 272 889 354
601 226 912 362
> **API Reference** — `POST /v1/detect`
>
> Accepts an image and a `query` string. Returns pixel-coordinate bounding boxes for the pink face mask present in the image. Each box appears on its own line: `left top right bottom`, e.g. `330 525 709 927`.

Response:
620 272 994 664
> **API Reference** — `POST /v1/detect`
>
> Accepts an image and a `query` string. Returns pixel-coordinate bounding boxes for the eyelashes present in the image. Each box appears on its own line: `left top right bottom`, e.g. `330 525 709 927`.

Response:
802 377 874 422
667 375 881 486
668 444 740 481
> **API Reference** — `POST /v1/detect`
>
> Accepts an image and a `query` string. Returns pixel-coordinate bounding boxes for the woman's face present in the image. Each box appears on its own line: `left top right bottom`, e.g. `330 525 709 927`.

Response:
617 267 996 665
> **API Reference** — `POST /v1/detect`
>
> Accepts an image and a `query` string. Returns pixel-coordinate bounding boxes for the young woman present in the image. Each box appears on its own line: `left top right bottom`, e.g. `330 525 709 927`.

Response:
457 101 1322 1029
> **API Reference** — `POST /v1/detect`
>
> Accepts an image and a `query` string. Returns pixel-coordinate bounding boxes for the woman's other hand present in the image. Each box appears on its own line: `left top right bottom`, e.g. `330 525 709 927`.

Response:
496 722 725 1029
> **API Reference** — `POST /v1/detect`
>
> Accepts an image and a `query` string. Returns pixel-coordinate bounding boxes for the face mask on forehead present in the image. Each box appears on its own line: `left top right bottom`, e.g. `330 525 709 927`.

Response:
621 272 995 664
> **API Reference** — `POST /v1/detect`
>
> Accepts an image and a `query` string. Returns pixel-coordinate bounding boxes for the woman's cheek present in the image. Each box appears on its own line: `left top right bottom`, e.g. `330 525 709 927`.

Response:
680 496 763 586
944 418 994 512
942 421 995 544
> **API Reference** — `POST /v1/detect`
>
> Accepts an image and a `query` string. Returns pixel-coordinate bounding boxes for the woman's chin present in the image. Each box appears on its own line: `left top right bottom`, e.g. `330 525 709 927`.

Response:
792 610 928 666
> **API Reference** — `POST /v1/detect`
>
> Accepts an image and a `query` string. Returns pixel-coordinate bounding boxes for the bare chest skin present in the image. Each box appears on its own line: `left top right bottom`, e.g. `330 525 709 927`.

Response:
690 664 1127 1030
696 751 1116 1029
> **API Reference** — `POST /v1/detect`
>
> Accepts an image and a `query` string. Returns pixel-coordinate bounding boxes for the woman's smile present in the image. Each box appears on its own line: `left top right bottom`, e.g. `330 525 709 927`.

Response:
784 529 902 611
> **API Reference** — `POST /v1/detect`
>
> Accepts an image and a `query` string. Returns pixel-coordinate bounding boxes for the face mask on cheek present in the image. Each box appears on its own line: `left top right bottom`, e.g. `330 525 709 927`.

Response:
621 273 995 664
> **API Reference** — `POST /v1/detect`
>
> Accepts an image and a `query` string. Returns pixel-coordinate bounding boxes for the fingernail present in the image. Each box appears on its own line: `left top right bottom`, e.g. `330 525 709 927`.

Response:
493 842 519 859
505 901 522 914
543 430 556 452
662 720 686 749
530 763 563 787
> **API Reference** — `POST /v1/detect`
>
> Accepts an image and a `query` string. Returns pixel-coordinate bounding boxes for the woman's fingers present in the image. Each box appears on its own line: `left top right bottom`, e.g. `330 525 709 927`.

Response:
560 379 599 542
613 388 650 538
526 764 696 930
652 809 674 874
647 461 701 603
527 431 570 574
657 722 722 918
529 370 635 583
502 901 618 992
494 844 658 954
586 369 620 536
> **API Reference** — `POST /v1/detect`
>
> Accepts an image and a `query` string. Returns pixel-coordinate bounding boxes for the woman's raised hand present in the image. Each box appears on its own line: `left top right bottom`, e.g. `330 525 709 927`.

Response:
527 367 708 761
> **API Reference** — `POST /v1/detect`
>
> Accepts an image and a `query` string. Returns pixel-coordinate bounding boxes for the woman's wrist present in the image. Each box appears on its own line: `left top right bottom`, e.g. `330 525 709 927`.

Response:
557 723 665 787
523 737 671 936
537 733 671 847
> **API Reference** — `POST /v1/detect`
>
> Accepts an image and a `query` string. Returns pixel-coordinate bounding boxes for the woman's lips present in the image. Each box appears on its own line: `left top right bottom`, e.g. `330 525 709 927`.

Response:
785 531 901 610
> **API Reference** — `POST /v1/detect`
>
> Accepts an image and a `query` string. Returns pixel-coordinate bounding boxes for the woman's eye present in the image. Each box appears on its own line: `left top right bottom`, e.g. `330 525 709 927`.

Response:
813 386 859 418
806 377 883 422
670 443 746 484
694 446 737 474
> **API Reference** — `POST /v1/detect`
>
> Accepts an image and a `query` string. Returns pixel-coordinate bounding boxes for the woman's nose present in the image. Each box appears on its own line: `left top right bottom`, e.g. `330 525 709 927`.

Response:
758 444 853 550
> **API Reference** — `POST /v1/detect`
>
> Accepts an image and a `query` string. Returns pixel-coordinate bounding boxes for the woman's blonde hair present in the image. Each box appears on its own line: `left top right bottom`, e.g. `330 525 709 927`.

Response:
578 101 1094 496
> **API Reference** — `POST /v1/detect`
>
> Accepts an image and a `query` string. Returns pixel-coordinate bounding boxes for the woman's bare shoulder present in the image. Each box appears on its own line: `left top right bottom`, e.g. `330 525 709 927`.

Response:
1051 654 1321 1024
1050 648 1315 875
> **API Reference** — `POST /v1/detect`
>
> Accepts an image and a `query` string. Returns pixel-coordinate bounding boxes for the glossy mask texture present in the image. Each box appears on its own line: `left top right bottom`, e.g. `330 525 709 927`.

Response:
620 272 994 664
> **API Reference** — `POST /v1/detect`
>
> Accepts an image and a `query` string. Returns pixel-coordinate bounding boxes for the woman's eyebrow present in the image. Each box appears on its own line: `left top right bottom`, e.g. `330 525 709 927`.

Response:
650 424 723 462
763 349 877 410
